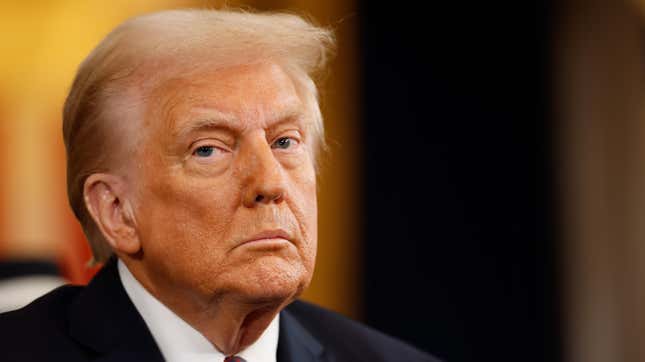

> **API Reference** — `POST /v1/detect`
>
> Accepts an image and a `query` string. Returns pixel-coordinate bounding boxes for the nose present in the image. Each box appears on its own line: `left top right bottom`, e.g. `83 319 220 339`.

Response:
239 136 287 208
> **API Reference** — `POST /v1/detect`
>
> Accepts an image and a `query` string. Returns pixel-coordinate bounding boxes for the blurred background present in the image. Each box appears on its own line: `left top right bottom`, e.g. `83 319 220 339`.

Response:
4 0 645 361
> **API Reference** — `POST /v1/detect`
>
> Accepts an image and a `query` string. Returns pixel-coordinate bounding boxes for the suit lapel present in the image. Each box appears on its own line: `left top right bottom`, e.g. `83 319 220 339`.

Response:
277 307 326 362
67 257 164 362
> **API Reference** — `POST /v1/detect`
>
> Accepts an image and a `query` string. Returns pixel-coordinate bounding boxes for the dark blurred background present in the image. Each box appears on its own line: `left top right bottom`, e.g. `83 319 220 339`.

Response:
360 1 558 362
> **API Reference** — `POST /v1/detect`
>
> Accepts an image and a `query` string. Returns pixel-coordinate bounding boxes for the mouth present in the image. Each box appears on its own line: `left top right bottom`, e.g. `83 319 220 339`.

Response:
237 229 293 249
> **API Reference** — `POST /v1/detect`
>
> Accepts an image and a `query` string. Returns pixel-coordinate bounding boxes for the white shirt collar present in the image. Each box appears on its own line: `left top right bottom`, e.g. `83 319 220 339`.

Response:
118 259 279 362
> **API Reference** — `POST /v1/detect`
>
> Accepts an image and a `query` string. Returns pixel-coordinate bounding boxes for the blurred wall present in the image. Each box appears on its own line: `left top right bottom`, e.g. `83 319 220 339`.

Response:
0 0 359 318
557 0 645 361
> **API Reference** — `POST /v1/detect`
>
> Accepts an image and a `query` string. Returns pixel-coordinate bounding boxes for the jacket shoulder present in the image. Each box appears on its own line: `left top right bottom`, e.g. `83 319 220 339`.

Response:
285 300 442 362
0 284 82 324
0 285 89 360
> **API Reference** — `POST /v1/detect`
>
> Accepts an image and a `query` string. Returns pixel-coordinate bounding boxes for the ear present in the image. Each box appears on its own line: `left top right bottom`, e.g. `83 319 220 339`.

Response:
83 173 141 255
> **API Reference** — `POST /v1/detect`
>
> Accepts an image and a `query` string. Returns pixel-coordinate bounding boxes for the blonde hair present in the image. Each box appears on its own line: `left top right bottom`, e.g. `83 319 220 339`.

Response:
62 9 335 263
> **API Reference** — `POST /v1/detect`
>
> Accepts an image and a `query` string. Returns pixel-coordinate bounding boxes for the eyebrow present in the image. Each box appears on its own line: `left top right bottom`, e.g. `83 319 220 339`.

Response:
174 110 239 139
265 108 307 132
175 107 306 139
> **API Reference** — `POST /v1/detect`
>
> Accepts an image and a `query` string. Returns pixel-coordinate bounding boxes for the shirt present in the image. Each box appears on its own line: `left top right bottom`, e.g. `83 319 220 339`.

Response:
118 259 279 362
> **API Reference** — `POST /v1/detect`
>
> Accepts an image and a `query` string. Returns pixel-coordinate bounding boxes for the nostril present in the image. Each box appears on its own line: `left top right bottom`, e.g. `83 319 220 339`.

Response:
255 195 265 202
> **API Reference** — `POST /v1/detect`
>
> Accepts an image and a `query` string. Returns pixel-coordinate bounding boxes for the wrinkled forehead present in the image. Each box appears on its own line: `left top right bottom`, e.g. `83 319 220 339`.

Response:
139 61 309 136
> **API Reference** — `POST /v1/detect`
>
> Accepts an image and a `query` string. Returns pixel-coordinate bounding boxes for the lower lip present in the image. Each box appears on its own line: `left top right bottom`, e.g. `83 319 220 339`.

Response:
240 237 291 249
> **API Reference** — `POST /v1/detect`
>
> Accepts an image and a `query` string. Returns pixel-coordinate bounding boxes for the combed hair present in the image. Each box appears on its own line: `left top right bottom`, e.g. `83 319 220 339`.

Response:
62 9 335 263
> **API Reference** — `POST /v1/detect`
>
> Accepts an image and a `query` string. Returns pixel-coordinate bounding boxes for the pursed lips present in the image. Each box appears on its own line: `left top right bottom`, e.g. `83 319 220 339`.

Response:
237 229 292 248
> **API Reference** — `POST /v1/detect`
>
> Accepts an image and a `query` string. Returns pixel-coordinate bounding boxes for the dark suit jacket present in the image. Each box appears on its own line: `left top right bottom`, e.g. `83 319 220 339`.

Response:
0 258 439 361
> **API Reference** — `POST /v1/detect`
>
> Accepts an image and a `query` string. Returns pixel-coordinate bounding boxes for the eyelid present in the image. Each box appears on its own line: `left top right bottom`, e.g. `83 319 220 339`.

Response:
189 138 233 153
186 140 232 164
271 136 302 153
270 129 302 144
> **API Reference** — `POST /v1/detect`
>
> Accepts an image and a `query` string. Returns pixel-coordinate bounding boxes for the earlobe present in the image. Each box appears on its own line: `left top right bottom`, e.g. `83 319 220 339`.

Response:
83 173 141 256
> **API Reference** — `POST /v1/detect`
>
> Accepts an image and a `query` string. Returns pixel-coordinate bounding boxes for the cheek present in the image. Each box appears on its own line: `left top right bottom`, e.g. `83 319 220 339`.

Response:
134 172 240 273
287 163 318 267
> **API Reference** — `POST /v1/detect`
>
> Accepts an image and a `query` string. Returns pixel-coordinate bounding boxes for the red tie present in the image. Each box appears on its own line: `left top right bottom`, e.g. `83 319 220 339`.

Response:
224 356 246 362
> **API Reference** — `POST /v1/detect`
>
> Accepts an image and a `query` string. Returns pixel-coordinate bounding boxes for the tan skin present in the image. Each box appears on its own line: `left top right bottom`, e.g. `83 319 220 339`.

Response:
83 61 318 355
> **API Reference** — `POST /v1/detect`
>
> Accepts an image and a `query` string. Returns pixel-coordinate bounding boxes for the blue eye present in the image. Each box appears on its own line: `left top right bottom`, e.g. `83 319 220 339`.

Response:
194 146 215 157
272 137 292 149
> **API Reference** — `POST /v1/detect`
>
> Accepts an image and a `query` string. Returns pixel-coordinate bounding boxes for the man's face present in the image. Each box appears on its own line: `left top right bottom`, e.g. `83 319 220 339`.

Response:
129 62 318 304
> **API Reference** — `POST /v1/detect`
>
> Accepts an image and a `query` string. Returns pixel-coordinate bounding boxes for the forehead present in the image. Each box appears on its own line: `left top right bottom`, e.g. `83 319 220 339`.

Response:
145 62 305 133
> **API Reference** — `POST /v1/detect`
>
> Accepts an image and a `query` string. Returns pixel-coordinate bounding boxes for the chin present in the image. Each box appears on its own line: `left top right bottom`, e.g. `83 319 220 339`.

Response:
233 257 311 304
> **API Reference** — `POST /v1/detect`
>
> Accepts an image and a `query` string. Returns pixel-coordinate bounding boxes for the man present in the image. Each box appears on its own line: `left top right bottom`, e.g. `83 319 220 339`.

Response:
0 9 439 362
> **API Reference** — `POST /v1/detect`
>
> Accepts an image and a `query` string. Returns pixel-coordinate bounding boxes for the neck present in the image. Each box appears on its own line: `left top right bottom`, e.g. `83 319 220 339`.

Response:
185 298 284 354
122 258 291 355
